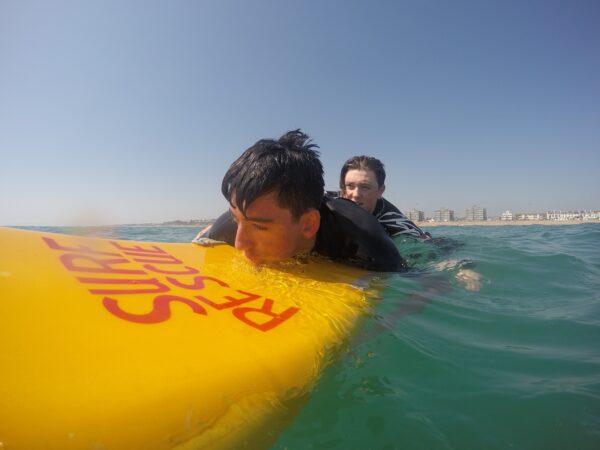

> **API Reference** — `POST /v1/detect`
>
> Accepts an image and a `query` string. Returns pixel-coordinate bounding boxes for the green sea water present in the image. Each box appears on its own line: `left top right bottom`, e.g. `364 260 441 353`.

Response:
23 223 600 449
273 224 600 450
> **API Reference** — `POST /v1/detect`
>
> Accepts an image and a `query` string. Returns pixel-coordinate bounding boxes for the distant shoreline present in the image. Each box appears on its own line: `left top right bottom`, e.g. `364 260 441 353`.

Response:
9 219 598 229
144 219 600 228
418 219 599 227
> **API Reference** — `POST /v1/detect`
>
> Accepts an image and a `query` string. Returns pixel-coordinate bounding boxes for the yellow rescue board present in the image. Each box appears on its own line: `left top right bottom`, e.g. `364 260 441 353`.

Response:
0 227 372 450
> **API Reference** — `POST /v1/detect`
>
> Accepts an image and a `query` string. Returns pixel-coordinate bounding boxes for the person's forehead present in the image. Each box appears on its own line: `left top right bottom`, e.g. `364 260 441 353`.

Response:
345 169 377 184
231 190 291 220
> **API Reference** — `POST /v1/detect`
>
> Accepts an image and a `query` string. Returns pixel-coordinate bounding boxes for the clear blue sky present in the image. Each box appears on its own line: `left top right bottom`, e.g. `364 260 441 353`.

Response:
1 0 599 225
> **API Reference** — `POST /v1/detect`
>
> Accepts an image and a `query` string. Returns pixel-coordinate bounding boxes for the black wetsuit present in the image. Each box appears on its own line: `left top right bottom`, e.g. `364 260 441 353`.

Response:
371 198 464 256
373 198 430 239
205 196 406 272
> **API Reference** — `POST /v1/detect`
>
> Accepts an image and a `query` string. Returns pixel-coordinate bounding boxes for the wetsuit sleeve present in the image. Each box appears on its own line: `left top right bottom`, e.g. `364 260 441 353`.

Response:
374 198 431 239
204 210 237 245
319 198 407 272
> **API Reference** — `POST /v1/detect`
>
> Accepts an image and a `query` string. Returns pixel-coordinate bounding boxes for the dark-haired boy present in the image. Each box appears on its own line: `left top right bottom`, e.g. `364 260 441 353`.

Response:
194 130 405 272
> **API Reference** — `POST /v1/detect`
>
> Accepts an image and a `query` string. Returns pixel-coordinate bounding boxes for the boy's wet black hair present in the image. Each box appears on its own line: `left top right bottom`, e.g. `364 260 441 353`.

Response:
222 129 324 220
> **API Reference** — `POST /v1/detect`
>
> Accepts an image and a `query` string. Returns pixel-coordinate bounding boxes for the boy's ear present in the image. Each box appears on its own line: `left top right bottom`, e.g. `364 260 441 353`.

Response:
300 209 321 239
378 184 386 198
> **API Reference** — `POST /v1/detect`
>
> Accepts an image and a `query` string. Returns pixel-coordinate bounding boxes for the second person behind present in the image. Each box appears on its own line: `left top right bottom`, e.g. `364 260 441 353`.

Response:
339 155 431 240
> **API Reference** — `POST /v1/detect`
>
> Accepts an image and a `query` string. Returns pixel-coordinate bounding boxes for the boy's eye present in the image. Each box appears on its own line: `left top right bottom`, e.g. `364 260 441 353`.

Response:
253 223 268 231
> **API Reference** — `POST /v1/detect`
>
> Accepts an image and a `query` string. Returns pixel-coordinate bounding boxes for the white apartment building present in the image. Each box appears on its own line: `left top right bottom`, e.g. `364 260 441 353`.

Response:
547 210 600 221
465 205 487 221
516 212 545 221
407 208 425 222
434 208 455 222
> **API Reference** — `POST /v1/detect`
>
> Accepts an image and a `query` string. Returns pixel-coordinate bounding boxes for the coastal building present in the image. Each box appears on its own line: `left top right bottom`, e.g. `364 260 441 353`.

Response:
516 212 545 221
500 210 514 221
325 190 341 198
547 210 600 221
547 210 570 221
407 208 425 222
433 208 454 222
465 205 487 221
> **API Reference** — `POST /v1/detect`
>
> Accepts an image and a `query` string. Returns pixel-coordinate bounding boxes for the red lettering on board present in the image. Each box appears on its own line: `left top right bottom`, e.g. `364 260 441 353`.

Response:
131 254 183 265
110 242 167 254
102 295 207 324
42 236 301 331
166 275 229 290
43 236 120 256
232 299 300 332
143 264 199 275
78 277 170 295
196 289 261 310
60 254 145 275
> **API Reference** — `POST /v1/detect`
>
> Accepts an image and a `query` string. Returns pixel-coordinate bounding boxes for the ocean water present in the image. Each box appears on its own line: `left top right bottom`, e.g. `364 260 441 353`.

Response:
22 223 600 449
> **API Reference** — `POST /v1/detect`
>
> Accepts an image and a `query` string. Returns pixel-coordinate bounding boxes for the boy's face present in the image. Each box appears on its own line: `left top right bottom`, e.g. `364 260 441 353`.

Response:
343 169 385 214
229 191 318 265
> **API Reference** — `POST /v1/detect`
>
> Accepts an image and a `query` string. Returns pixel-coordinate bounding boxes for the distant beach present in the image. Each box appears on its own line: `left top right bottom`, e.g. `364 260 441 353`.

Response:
152 219 599 228
417 219 599 227
48 219 598 228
